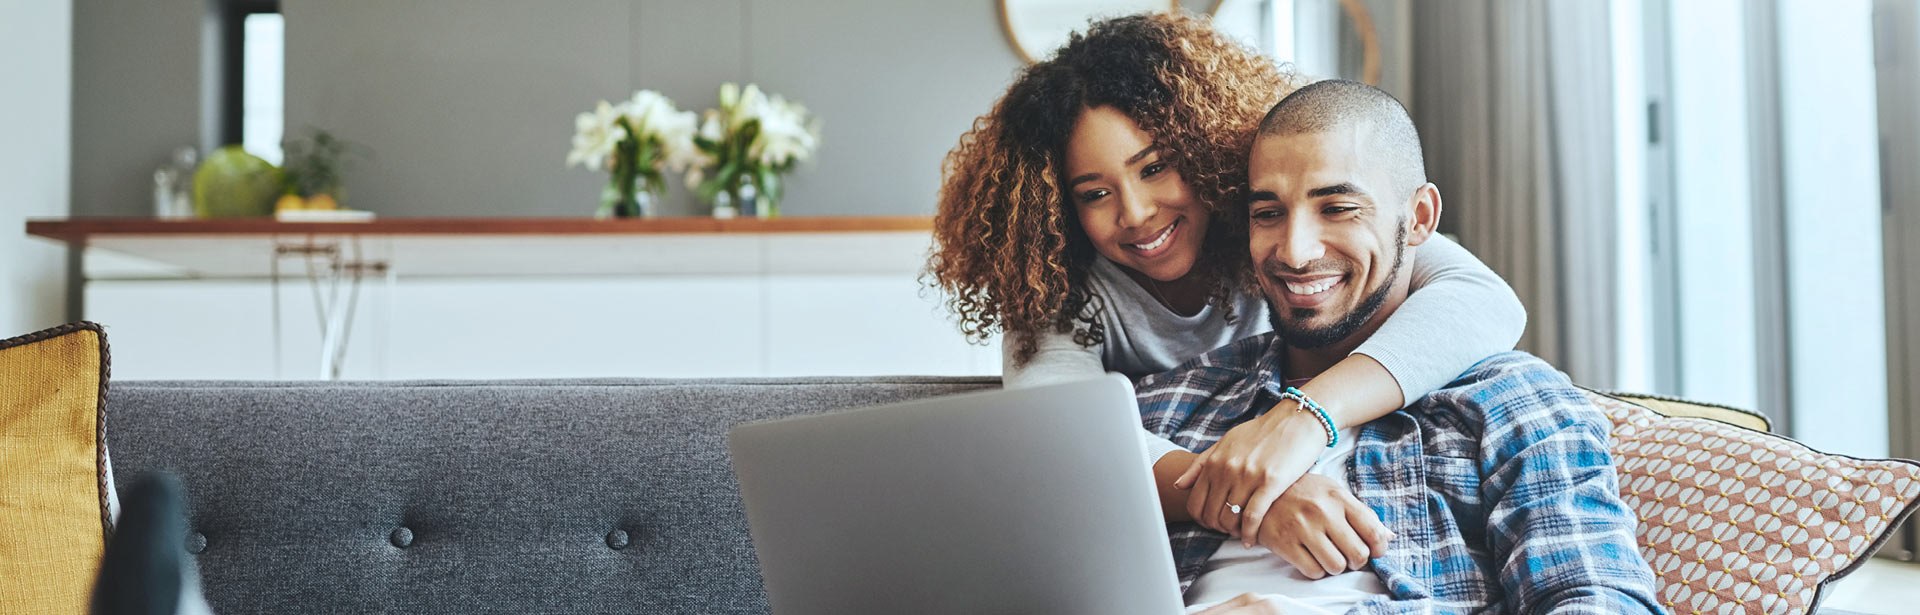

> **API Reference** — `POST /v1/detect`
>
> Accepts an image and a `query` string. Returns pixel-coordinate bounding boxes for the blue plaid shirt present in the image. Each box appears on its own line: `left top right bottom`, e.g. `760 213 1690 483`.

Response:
1137 333 1664 615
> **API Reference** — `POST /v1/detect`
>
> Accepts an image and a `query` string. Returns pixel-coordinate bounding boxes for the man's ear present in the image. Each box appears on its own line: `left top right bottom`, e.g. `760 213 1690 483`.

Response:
1403 183 1442 246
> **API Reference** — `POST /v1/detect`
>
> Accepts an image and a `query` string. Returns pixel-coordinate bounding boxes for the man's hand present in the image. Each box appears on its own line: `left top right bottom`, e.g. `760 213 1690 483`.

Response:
1253 473 1393 578
1193 593 1287 615
1175 409 1326 539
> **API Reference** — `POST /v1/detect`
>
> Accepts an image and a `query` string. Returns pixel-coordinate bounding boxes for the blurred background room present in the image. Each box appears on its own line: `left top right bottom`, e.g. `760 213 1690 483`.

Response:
4 0 1918 587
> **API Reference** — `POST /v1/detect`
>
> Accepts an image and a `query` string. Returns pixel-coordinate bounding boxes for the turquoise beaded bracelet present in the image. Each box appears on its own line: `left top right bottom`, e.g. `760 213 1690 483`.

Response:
1280 386 1338 448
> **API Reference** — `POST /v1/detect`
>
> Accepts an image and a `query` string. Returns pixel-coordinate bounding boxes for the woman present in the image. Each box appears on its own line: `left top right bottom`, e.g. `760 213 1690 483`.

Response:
926 12 1527 584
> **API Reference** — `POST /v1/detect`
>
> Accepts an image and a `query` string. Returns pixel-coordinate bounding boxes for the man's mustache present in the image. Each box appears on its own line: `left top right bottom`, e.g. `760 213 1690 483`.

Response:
1260 258 1353 279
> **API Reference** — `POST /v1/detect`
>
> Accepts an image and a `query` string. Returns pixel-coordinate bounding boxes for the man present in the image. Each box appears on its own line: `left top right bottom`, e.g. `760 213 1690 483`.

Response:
1145 80 1663 615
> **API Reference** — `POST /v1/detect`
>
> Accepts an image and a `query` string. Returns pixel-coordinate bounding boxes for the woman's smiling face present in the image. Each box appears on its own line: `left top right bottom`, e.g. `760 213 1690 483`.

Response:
1064 105 1210 283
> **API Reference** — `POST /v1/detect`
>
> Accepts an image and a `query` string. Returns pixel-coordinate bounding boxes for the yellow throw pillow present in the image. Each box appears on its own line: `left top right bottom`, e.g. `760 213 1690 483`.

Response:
1 322 114 614
1601 389 1774 433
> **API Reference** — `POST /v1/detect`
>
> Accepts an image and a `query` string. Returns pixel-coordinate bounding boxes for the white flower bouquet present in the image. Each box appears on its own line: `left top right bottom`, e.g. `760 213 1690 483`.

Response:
567 90 704 218
687 83 821 218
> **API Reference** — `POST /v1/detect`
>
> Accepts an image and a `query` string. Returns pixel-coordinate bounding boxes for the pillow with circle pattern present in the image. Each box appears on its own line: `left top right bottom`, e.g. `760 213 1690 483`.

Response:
1586 390 1920 615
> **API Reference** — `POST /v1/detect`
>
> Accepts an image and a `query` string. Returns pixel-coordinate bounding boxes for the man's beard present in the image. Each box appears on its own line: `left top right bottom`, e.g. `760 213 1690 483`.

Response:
1266 222 1408 350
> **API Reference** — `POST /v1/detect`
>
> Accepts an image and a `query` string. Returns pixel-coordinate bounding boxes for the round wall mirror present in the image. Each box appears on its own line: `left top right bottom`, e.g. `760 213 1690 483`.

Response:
999 0 1180 63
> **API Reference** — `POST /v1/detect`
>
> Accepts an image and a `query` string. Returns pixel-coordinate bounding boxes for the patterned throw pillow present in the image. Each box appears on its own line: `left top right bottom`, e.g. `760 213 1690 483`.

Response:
0 322 116 614
1588 390 1920 615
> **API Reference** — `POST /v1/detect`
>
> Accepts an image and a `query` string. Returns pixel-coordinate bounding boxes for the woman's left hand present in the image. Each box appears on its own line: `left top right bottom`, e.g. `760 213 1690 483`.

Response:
1176 407 1328 541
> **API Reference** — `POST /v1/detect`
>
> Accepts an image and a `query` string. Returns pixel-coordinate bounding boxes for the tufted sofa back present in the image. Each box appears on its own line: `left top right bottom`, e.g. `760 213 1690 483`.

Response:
106 377 998 614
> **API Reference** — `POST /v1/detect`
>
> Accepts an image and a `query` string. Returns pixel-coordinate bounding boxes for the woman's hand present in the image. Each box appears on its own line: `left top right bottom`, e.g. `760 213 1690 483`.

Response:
1175 409 1327 540
1252 473 1393 578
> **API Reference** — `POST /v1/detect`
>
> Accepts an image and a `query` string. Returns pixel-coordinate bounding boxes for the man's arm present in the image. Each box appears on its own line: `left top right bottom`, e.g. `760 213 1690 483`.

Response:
1345 365 1666 615
1475 374 1665 614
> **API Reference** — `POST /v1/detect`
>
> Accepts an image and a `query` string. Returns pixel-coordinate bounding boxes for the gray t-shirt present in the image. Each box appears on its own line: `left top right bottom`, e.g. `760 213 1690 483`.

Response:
1000 234 1525 464
1080 255 1274 381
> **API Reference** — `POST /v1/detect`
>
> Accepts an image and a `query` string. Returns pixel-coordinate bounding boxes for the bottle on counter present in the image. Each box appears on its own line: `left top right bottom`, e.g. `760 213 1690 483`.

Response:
152 146 198 218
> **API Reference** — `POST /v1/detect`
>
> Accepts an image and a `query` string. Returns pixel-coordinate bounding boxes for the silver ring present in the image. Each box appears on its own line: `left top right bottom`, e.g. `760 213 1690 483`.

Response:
1228 503 1243 514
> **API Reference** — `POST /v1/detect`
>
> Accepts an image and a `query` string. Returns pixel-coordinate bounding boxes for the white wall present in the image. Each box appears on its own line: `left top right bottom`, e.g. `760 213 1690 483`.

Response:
1 0 72 335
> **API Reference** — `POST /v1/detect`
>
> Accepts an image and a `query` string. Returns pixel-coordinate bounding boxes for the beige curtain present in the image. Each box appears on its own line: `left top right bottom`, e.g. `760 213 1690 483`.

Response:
1408 0 1619 387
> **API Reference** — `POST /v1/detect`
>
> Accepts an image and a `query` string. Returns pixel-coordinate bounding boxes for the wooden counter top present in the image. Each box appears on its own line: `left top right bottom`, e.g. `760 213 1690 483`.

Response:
28 216 941 280
25 215 935 243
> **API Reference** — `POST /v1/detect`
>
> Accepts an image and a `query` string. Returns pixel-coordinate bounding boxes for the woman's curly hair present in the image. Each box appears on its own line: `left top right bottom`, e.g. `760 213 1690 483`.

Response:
926 12 1300 365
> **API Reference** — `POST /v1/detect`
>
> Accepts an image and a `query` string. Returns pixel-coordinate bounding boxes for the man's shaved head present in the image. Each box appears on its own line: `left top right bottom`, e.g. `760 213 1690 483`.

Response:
1256 79 1426 200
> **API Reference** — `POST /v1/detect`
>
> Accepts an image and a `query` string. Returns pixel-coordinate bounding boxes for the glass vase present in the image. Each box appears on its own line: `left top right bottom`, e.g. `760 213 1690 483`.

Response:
598 177 654 219
710 176 778 219
711 187 739 219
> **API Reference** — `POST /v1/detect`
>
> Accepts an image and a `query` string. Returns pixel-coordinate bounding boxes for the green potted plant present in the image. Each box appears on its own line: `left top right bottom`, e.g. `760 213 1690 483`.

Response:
277 129 355 212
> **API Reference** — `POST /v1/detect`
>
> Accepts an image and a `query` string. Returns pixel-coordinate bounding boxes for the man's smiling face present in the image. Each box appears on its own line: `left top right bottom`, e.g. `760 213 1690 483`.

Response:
1245 122 1420 349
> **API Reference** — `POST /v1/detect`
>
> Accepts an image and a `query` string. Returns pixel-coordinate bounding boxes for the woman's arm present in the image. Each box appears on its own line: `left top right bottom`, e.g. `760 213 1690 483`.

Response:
1339 233 1528 414
1000 328 1106 389
1153 450 1199 522
1179 233 1527 551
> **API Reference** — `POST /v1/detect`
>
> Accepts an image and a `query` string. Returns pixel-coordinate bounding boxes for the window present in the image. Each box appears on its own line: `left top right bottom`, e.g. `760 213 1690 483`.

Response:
221 1 283 164
1664 0 1763 415
1211 0 1297 67
1774 0 1887 459
1634 0 1890 459
1629 0 1909 558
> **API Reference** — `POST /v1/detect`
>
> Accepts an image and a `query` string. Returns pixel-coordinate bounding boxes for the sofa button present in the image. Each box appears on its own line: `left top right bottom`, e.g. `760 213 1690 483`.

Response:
390 527 414 548
606 529 630 550
186 532 207 555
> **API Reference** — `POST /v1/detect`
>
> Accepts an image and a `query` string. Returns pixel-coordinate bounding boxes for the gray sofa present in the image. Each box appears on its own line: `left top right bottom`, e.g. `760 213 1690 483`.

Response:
104 377 1884 615
106 377 998 614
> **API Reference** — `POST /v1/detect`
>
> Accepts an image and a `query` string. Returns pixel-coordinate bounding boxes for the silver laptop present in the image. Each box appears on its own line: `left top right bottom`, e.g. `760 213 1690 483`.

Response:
728 375 1186 615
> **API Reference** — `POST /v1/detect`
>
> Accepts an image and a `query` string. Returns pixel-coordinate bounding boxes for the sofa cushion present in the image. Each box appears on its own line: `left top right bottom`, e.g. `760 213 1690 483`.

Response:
1588 390 1920 615
1 322 116 614
105 377 998 614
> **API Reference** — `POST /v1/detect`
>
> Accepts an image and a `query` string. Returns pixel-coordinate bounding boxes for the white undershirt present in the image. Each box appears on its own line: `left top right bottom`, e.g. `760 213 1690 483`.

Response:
1182 427 1389 614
